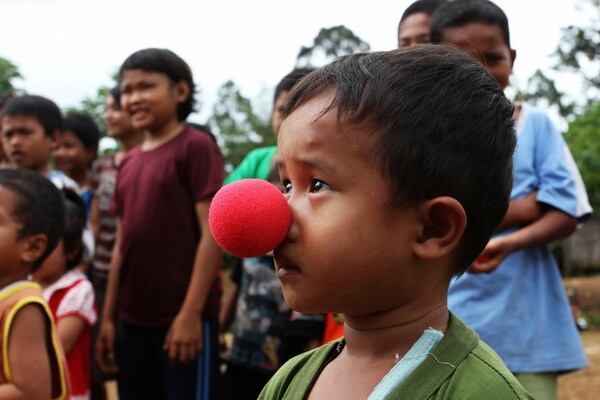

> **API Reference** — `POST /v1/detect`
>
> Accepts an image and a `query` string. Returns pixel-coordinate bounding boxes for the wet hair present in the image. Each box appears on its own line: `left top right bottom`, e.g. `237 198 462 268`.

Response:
119 48 196 121
282 45 515 274
63 112 101 153
273 68 315 105
0 169 65 272
108 86 122 110
400 0 447 22
2 95 63 136
61 189 86 270
430 0 511 48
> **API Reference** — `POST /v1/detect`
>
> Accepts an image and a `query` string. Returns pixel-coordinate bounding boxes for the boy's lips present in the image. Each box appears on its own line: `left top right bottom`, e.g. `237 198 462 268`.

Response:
273 251 302 280
9 150 24 161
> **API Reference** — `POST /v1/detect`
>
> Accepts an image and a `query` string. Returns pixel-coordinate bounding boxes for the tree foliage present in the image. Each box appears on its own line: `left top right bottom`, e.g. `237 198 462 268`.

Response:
296 25 370 68
212 25 370 172
520 0 599 119
207 80 273 172
65 86 110 134
0 56 23 94
564 102 600 211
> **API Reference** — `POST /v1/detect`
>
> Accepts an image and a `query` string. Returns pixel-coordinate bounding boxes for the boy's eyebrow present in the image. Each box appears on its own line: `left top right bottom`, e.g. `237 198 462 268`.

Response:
278 157 336 175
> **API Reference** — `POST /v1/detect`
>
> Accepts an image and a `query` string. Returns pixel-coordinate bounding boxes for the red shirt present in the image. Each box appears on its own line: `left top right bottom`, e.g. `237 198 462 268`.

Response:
113 127 224 326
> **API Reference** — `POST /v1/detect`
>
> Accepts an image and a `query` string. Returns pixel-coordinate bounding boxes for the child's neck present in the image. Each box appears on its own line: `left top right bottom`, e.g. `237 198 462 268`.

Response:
68 168 89 189
342 303 449 365
141 119 185 151
0 272 31 292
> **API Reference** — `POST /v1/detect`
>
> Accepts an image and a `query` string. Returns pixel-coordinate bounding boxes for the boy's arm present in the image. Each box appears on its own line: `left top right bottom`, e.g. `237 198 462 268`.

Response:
90 197 100 244
470 208 577 274
496 191 543 232
0 304 53 400
95 221 122 374
164 199 223 364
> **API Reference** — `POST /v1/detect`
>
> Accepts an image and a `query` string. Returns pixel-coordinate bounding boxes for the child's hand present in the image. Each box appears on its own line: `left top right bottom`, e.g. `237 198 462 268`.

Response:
96 320 118 374
164 309 203 364
468 237 514 274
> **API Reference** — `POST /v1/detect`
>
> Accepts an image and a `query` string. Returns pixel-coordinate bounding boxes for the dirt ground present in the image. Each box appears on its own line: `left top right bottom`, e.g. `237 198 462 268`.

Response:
557 329 600 400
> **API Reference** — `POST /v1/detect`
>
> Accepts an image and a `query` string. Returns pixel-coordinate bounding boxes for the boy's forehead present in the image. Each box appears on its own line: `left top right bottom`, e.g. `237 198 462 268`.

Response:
442 22 508 49
2 114 44 131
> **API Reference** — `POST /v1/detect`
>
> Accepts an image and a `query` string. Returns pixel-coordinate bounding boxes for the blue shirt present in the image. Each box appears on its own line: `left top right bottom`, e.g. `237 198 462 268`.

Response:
448 106 588 373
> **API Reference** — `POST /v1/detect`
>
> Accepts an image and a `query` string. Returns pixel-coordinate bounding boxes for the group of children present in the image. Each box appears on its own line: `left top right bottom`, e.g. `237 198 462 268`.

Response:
0 0 592 399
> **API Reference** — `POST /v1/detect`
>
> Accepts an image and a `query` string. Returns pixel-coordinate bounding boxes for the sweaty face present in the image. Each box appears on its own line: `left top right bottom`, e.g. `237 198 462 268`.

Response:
1 115 56 174
120 69 183 132
104 94 136 139
271 90 289 137
274 92 422 316
442 22 515 89
53 130 92 177
398 12 432 47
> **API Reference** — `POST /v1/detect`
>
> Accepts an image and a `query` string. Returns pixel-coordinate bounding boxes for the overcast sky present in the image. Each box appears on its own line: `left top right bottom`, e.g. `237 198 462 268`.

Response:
0 0 590 124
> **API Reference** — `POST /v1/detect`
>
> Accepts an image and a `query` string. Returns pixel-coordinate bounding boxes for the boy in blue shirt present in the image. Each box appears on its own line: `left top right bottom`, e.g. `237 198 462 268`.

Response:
430 1 589 398
259 45 532 399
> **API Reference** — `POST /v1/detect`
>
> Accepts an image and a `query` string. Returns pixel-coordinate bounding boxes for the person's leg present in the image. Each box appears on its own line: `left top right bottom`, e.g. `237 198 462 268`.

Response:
164 320 221 400
91 275 111 400
116 320 168 400
514 372 557 400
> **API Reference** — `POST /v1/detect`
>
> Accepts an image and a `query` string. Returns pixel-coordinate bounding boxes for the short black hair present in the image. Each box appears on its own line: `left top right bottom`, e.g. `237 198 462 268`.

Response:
108 86 122 110
61 188 86 270
63 112 101 151
400 0 447 22
0 169 65 272
430 0 511 48
2 95 63 136
273 68 315 105
119 48 196 121
282 45 515 274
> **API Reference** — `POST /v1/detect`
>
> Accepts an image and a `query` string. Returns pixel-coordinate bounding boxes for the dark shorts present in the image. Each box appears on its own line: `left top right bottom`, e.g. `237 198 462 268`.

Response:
116 319 220 400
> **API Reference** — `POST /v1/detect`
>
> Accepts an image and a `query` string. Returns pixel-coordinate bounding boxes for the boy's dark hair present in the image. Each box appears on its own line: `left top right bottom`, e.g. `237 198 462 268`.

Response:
0 169 65 272
63 112 101 152
61 189 86 270
2 95 63 136
400 0 447 22
282 45 515 274
109 86 122 110
273 68 315 105
429 0 511 47
119 48 196 121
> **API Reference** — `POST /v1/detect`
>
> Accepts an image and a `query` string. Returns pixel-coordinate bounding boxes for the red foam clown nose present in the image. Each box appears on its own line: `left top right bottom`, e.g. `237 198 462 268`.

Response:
209 179 291 258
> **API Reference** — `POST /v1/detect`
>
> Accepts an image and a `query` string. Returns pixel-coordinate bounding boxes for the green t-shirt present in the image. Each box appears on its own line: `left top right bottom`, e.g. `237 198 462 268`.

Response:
224 146 277 184
258 313 534 400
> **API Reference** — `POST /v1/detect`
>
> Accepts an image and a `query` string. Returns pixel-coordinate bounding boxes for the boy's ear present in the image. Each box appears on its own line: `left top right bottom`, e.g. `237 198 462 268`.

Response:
48 129 61 151
20 234 48 264
510 49 517 69
413 197 466 260
174 80 190 104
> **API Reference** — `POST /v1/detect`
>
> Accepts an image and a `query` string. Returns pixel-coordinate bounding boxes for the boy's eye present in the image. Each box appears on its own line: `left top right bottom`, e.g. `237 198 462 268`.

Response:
283 181 292 194
310 179 330 193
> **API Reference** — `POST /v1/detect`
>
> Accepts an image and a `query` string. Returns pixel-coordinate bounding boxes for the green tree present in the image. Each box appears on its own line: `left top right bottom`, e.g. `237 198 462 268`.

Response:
208 25 370 172
0 56 23 95
519 0 599 119
207 80 272 172
65 86 110 134
296 25 371 68
564 102 600 210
